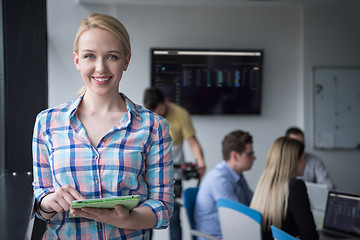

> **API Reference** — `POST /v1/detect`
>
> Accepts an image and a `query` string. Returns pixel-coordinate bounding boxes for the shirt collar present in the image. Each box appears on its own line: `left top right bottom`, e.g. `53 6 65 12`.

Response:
121 93 142 122
68 94 83 119
220 160 241 183
67 93 142 123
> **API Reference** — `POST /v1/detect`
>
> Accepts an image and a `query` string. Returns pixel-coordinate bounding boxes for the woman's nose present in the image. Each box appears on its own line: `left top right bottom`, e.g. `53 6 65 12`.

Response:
95 58 107 73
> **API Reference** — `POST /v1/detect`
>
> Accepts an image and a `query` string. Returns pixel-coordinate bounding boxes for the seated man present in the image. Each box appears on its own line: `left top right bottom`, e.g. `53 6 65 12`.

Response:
194 130 256 240
285 127 335 189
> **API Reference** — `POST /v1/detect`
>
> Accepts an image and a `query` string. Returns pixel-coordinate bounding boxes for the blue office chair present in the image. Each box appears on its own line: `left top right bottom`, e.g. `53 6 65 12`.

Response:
270 225 299 240
216 198 262 240
182 187 220 240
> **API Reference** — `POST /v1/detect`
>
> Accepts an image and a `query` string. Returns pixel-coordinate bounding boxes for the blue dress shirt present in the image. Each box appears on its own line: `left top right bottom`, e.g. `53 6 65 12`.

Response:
194 161 253 239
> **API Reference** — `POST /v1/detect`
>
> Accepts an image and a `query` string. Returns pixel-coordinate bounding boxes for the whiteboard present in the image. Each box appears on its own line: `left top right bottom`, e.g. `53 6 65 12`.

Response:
313 67 360 150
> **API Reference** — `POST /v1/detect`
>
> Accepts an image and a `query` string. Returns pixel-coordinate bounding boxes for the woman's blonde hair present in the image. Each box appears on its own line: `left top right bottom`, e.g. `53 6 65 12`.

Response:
250 137 304 232
74 13 131 96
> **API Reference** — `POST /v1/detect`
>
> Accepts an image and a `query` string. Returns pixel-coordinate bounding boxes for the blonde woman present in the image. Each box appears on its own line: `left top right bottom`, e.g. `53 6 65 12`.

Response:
32 13 173 239
250 137 318 240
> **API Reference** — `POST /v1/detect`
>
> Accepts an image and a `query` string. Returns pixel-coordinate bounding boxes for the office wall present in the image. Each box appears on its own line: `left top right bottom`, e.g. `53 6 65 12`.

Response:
303 3 360 193
47 0 360 192
48 0 303 191
49 1 360 186
47 1 360 239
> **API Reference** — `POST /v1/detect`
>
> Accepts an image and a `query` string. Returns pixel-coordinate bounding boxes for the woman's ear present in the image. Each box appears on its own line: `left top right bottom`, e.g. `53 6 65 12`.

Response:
124 53 131 71
73 52 80 71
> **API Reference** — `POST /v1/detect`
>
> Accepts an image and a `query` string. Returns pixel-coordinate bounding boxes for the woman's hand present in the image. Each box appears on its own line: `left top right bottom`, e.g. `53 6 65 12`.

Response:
40 185 85 214
71 205 156 229
71 205 130 228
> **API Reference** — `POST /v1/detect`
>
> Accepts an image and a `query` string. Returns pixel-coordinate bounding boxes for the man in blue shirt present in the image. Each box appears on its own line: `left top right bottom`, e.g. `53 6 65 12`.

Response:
194 130 256 239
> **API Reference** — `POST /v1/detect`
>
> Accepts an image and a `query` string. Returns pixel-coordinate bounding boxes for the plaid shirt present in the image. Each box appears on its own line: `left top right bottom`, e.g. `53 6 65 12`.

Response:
32 94 174 239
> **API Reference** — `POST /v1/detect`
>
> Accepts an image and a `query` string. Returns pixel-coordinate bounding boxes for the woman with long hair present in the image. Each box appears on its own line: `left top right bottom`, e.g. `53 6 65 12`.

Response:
32 13 173 239
250 137 318 240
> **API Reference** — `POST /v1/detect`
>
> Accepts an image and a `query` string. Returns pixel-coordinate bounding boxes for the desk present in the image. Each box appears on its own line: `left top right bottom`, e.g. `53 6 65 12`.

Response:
0 173 34 240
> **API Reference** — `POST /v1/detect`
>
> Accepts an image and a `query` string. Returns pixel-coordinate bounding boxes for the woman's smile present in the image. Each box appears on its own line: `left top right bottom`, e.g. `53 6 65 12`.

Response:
92 76 111 85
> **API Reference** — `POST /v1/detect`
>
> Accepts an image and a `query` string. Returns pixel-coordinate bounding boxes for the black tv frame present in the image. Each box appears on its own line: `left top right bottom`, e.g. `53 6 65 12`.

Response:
150 48 263 115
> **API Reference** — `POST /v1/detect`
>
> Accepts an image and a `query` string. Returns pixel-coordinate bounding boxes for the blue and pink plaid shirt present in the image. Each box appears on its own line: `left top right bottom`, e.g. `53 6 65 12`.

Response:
32 93 174 239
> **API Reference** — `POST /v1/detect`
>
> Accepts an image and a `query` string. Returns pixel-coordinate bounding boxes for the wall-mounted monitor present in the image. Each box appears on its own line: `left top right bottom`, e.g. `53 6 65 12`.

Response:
151 48 263 115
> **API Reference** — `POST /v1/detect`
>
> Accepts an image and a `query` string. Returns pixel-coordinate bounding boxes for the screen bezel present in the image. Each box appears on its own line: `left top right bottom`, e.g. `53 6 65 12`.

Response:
323 190 360 237
150 48 263 115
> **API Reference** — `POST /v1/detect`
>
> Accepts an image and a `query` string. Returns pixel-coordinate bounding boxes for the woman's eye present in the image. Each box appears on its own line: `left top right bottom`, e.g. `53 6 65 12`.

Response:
84 54 95 59
108 55 118 60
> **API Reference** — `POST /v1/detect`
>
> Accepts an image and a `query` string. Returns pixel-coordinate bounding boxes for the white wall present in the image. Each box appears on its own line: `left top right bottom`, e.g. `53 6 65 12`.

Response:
48 0 303 187
303 2 360 194
47 0 360 239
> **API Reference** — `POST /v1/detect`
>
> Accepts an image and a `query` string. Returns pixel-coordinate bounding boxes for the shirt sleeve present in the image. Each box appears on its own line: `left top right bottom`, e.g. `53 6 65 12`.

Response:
140 116 174 229
32 113 56 220
210 175 239 203
32 113 55 198
312 155 335 189
288 179 319 240
180 107 195 139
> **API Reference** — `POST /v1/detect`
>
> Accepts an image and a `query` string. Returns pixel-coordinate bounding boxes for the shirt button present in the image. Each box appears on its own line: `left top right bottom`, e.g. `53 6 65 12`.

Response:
97 224 102 231
94 155 99 160
94 178 99 184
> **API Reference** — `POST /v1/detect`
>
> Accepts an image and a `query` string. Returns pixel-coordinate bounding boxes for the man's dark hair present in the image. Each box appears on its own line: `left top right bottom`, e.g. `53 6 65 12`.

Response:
143 87 166 111
222 130 253 161
285 127 304 137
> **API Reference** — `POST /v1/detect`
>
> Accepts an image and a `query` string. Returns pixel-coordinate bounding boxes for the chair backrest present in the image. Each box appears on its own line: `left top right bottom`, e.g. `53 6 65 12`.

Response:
182 187 199 230
216 198 262 240
183 188 221 240
270 225 298 240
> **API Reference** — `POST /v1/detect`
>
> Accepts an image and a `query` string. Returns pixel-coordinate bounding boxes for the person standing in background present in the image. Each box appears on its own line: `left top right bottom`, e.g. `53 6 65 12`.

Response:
285 127 335 189
144 87 206 240
32 13 174 239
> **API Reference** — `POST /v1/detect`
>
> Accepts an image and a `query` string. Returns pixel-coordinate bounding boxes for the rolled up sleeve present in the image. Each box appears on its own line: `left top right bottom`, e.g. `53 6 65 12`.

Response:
142 117 174 229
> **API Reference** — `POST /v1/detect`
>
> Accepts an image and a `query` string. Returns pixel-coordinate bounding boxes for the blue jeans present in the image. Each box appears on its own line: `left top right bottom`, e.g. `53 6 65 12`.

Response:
170 180 182 240
170 201 182 240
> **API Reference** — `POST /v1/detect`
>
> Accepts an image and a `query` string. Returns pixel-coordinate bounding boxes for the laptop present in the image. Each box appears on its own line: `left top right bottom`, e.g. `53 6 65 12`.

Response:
319 191 360 240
